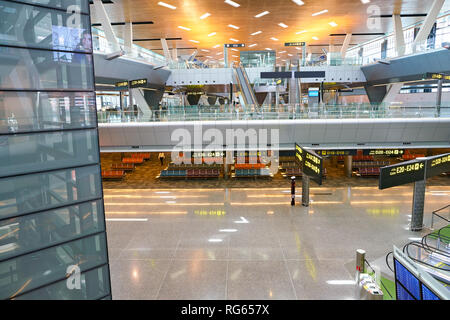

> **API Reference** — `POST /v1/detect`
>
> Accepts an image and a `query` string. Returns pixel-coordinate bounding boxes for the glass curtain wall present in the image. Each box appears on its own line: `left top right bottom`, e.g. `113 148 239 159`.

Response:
0 0 111 300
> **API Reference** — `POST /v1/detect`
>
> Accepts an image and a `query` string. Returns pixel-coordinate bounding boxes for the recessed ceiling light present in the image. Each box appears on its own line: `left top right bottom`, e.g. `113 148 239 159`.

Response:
201 49 210 52
225 0 240 7
279 51 286 53
249 43 257 47
217 52 223 55
255 11 270 18
270 37 279 41
231 48 239 51
288 54 293 56
230 38 239 42
312 9 328 16
206 56 213 58
312 36 319 40
208 32 217 37
190 40 200 43
292 0 305 5
200 12 211 19
265 48 272 50
278 23 288 28
296 30 307 34
361 0 370 3
157 1 176 10
178 26 191 31
213 44 221 48
251 31 262 36
232 55 239 57
295 47 302 50
329 21 338 27
228 24 240 29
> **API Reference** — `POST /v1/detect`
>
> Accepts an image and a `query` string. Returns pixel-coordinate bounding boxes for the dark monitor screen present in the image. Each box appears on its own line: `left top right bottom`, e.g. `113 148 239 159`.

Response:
394 259 421 300
421 284 441 300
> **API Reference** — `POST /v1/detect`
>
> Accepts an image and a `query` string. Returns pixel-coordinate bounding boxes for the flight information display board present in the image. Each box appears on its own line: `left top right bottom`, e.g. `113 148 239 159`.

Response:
295 144 323 185
363 149 405 156
193 151 224 158
316 150 357 157
394 259 421 300
115 81 128 88
379 159 426 190
421 284 441 300
426 153 450 179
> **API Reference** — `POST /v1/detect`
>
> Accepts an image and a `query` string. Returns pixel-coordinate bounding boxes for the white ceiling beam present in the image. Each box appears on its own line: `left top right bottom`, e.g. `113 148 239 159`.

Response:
413 0 445 46
393 14 405 56
92 0 121 52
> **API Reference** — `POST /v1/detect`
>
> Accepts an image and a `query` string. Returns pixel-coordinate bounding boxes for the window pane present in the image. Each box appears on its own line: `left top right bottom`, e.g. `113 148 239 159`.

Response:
14 265 110 300
0 234 108 299
0 165 102 220
0 46 94 90
10 0 89 14
0 200 105 261
0 1 91 52
0 129 99 178
0 91 97 134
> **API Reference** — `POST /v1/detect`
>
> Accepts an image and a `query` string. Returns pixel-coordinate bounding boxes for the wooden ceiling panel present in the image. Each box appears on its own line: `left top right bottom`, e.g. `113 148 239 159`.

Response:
90 0 449 61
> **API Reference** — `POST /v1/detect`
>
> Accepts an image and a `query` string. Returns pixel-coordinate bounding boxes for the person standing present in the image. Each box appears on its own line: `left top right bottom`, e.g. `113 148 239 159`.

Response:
158 152 166 166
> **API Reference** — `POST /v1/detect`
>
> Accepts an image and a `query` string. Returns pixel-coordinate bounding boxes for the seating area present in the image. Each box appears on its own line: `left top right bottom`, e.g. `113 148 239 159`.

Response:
160 168 221 179
284 168 303 176
402 153 425 161
358 167 381 177
234 163 267 170
111 163 135 171
235 168 271 177
101 170 126 180
352 161 390 169
352 155 375 162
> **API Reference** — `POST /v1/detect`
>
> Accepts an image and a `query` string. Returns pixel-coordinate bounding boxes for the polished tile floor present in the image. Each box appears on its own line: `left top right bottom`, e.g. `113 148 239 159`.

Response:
104 186 450 300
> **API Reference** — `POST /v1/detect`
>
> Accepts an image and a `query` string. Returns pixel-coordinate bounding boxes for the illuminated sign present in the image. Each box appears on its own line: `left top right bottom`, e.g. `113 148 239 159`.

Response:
285 42 306 47
193 151 224 158
115 81 128 88
363 149 405 156
194 209 226 217
316 150 357 157
130 78 148 88
235 151 269 157
225 43 245 48
424 73 450 81
295 144 323 185
379 159 426 190
426 153 450 179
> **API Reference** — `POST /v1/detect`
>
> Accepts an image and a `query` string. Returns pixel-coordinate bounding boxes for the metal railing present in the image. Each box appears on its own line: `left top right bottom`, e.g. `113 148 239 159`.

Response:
97 104 450 123
431 204 450 230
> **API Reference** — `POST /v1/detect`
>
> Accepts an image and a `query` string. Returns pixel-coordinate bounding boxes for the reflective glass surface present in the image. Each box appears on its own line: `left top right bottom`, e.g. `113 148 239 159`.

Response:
0 129 99 178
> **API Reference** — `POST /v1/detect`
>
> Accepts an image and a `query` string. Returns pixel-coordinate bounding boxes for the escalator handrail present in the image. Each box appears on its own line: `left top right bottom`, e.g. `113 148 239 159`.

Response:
403 241 450 272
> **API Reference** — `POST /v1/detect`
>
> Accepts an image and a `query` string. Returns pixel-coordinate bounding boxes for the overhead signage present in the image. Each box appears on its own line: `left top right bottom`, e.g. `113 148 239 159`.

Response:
225 43 245 48
193 151 224 158
294 71 326 79
363 149 405 156
115 81 128 88
379 159 426 190
261 72 292 79
235 151 267 157
285 42 306 47
426 153 450 179
316 150 358 157
424 73 450 81
295 144 323 185
130 78 148 88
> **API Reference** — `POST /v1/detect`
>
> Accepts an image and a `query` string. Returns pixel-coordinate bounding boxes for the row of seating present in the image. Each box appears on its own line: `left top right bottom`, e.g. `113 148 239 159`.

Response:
111 163 135 171
130 153 151 160
285 168 303 176
280 162 299 169
353 156 375 162
353 161 390 168
122 157 144 164
160 169 220 178
101 170 126 180
235 168 271 177
234 163 267 170
167 163 222 170
358 167 381 176
402 154 425 161
279 156 296 162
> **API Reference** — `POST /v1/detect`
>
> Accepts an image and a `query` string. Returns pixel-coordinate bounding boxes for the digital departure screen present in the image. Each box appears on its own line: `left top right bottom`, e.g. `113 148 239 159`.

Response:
193 151 224 158
379 159 426 190
295 144 323 185
363 149 405 156
115 81 128 88
421 284 441 300
426 153 450 179
394 259 421 300
316 150 357 157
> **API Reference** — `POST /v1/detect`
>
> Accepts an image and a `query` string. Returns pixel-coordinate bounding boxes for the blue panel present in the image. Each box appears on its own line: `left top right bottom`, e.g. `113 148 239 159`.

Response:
422 284 441 300
394 259 421 300
396 284 416 300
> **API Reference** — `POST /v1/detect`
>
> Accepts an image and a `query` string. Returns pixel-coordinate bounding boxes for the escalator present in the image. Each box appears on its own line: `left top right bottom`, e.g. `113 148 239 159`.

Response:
232 63 259 107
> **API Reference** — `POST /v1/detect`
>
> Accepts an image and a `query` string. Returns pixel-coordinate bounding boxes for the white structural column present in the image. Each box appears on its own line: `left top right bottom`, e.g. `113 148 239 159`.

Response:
124 22 133 55
413 0 445 49
172 47 178 62
161 38 172 63
340 34 352 59
131 89 152 121
393 14 405 56
92 0 121 52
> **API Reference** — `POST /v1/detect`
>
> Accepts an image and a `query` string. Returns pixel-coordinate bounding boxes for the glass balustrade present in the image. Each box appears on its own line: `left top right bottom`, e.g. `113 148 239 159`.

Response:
96 103 449 123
